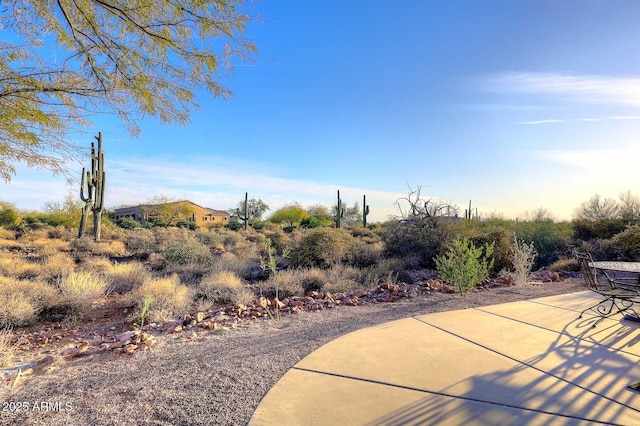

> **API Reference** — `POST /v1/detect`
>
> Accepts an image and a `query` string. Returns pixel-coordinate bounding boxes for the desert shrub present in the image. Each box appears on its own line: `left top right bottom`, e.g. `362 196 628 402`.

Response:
262 227 291 252
547 257 580 272
196 271 253 305
107 262 151 293
510 237 537 286
163 235 213 266
573 219 628 241
114 218 141 229
126 228 157 258
176 220 198 230
263 270 304 298
0 327 15 367
46 225 75 240
515 220 572 268
0 277 59 327
39 252 76 282
0 201 21 228
300 217 323 228
322 279 361 294
58 271 110 308
380 219 454 268
29 237 71 257
435 237 494 295
212 252 258 281
347 240 382 268
299 268 327 293
137 275 192 322
601 225 640 261
69 236 99 260
0 227 16 241
0 254 40 280
290 228 355 268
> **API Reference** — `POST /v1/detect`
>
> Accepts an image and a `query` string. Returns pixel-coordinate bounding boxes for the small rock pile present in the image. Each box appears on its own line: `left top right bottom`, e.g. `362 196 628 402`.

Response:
61 330 158 358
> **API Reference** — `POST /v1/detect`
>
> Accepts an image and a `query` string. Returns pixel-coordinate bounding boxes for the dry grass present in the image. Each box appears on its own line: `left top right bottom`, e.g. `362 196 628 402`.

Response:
197 270 253 306
57 271 110 308
39 252 76 282
0 254 40 279
0 327 15 368
299 268 327 293
0 277 59 327
107 262 151 293
29 237 71 256
137 275 192 323
263 270 305 298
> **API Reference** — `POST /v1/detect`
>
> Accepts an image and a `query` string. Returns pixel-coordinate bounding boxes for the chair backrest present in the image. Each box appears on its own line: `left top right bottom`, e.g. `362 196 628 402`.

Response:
574 250 607 291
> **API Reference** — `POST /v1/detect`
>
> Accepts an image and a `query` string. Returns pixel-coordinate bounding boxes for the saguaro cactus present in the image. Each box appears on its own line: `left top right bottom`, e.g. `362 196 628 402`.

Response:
363 194 370 228
79 132 106 241
238 192 249 230
334 190 344 228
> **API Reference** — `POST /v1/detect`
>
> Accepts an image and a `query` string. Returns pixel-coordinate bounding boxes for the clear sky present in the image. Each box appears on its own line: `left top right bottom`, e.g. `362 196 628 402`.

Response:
3 0 640 222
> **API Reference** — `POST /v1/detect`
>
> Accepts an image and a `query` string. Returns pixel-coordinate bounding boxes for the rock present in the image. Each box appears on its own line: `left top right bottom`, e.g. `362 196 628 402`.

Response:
352 290 368 298
195 312 206 323
137 342 150 352
121 344 138 355
62 348 91 358
109 340 131 350
37 355 55 366
117 331 138 342
186 332 198 340
168 325 183 334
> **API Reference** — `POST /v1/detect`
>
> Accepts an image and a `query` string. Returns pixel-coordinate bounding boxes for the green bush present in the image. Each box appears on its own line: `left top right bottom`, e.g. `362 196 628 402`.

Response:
514 220 572 268
290 228 355 268
573 219 628 241
176 220 198 230
602 225 640 261
435 237 494 295
114 218 141 229
380 219 455 268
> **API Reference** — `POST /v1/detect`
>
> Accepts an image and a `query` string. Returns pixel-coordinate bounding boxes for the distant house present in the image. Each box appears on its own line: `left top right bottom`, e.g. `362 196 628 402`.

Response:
114 200 230 228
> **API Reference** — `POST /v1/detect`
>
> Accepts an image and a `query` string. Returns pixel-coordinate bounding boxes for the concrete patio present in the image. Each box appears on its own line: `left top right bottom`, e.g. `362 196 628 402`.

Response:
250 291 640 425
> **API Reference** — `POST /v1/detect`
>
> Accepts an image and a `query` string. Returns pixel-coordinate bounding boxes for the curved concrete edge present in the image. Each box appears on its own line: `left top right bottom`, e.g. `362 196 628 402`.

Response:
250 291 640 425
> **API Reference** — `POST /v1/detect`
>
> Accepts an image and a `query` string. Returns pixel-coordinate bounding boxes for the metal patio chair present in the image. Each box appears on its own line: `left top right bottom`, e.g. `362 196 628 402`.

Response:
575 250 640 327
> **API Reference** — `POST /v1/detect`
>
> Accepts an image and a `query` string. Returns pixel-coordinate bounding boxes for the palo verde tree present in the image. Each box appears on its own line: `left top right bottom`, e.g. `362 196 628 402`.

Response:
0 1 256 181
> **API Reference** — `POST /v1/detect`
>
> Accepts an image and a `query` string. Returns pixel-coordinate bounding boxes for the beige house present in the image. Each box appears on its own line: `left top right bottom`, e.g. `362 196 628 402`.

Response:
114 200 230 228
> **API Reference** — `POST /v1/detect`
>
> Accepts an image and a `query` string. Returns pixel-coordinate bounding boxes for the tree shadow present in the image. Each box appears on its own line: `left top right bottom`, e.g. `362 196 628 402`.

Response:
366 314 640 425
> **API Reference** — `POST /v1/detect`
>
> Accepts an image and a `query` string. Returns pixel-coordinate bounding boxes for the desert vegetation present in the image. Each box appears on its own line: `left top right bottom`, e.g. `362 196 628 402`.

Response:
0 189 639 339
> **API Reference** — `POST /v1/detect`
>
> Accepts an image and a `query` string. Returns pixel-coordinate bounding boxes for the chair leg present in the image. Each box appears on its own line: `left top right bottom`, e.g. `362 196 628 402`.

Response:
578 298 635 327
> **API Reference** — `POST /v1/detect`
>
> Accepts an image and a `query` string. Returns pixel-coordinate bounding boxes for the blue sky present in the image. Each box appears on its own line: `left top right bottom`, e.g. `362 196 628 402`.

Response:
4 0 640 222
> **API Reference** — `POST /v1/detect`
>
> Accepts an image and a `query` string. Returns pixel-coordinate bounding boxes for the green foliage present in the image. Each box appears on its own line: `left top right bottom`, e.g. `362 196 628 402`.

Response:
176 220 198 230
114 217 142 230
300 216 324 228
268 203 309 227
514 219 572 268
0 1 256 181
0 201 21 228
306 204 334 226
290 228 355 268
435 237 494 295
42 194 84 228
602 225 640 261
231 196 269 229
572 219 628 241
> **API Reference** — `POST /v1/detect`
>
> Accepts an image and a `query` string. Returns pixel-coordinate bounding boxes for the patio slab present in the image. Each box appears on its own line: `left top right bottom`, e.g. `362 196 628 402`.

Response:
250 291 640 425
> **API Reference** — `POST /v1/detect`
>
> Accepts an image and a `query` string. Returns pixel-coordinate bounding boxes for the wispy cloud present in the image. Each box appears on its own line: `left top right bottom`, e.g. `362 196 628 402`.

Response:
519 115 640 125
3 157 408 222
486 72 640 106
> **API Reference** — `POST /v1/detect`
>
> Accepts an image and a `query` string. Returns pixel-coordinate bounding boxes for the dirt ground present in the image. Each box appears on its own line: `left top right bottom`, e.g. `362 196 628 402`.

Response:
0 279 587 426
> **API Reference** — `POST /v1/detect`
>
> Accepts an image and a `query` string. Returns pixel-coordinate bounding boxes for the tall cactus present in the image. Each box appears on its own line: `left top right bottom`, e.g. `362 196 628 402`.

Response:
363 194 370 228
238 192 249 230
79 132 105 241
334 190 344 228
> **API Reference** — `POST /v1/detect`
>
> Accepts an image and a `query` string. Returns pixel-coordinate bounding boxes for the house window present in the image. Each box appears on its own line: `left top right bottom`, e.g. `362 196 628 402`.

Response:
203 217 208 221
223 217 228 221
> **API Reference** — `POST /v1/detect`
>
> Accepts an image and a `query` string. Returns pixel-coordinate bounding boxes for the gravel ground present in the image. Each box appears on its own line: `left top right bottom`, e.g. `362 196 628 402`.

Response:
1 280 587 426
